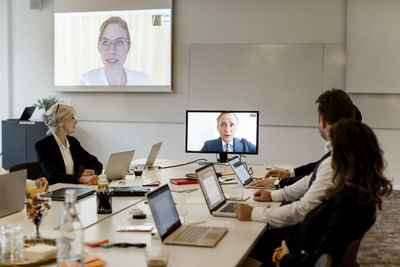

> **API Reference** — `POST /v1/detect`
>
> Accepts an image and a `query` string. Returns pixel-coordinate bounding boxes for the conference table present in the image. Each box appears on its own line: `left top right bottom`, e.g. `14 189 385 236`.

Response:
0 160 281 267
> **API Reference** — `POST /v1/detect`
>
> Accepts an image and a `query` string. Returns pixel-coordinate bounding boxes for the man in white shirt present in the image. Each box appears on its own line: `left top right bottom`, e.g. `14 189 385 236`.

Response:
233 89 355 265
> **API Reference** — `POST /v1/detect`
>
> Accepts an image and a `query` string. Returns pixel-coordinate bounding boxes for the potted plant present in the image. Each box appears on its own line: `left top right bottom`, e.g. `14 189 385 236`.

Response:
34 96 59 112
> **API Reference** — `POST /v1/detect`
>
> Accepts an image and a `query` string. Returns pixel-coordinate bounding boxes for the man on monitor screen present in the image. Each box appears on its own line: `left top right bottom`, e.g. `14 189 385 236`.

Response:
201 112 256 153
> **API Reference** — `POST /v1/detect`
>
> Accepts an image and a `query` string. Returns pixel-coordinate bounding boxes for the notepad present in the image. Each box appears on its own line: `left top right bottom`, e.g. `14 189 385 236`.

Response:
170 178 199 185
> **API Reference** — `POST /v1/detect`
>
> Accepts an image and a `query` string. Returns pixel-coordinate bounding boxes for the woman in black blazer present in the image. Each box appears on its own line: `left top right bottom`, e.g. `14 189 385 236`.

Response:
36 104 102 185
272 120 392 267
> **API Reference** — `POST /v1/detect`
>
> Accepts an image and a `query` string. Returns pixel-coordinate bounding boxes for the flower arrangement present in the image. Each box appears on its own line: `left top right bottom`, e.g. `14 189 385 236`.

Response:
25 187 52 239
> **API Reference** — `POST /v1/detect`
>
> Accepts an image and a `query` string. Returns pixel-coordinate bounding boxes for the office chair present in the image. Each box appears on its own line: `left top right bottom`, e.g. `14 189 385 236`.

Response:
339 237 362 267
9 162 40 180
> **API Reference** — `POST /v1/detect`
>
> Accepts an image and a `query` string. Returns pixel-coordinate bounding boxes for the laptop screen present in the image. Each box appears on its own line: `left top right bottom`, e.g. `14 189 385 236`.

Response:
147 185 181 240
228 156 252 185
196 164 226 211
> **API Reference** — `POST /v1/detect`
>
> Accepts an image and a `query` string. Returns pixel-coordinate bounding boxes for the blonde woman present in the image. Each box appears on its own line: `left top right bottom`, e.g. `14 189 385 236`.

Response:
80 16 151 86
35 104 102 185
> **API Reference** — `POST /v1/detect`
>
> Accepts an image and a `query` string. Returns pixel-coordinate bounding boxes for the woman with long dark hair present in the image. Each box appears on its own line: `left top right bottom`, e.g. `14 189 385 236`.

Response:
272 120 392 267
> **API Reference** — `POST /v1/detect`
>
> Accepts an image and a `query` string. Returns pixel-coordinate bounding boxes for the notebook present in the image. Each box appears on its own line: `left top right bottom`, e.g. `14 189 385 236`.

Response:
170 178 198 185
196 164 237 218
104 150 135 181
0 170 26 218
228 156 267 189
51 187 95 201
147 184 228 247
112 186 150 196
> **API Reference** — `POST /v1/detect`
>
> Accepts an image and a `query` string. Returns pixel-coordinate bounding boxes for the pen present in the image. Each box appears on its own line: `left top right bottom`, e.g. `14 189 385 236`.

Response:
99 243 147 248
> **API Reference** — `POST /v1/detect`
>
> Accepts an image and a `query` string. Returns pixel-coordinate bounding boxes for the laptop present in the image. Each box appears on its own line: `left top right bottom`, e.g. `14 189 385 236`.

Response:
135 142 162 168
228 156 268 189
196 164 237 217
105 150 135 181
147 184 228 247
51 187 95 201
0 170 27 218
9 106 36 122
145 141 162 167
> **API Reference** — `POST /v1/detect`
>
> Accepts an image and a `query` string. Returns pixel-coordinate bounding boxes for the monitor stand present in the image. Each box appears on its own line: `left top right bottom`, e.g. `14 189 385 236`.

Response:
198 153 229 165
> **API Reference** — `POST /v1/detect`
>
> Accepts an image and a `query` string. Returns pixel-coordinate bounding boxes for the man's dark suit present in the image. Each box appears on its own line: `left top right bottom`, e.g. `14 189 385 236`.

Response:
35 135 102 185
200 137 256 153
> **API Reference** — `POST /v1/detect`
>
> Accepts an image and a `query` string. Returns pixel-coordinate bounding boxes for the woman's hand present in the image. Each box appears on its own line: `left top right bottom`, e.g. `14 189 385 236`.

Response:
272 240 290 267
250 178 275 188
35 177 49 191
253 189 272 202
234 204 253 221
79 175 99 185
82 169 95 176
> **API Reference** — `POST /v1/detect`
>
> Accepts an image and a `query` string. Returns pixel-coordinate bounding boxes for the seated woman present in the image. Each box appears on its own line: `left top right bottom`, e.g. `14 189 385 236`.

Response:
272 120 392 267
35 104 102 185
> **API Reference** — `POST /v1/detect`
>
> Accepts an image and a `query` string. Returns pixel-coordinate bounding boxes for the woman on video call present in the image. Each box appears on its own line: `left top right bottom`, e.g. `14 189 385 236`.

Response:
35 104 102 185
80 16 151 86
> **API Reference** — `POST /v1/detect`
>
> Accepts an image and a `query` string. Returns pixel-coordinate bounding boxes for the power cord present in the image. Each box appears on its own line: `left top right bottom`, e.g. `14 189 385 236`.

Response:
158 158 208 169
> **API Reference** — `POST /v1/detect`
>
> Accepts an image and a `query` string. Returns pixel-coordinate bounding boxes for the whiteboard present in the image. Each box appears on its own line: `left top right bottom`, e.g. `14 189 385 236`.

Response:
189 44 323 126
346 0 400 94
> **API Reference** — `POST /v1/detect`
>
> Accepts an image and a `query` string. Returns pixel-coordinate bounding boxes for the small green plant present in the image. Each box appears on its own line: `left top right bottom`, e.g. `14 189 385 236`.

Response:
34 96 59 112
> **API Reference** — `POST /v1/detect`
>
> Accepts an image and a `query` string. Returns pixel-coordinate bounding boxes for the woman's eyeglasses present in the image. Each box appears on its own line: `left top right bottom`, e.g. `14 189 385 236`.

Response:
98 38 129 51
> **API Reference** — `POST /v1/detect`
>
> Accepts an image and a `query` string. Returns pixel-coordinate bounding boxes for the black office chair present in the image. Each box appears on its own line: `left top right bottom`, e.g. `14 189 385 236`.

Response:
339 238 362 267
9 162 40 180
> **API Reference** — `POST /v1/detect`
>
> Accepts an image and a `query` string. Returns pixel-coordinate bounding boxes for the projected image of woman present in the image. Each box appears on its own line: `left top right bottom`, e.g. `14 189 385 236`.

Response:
80 16 151 86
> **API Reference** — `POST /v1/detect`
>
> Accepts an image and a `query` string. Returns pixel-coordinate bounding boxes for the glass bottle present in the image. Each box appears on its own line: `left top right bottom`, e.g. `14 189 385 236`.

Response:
57 189 84 267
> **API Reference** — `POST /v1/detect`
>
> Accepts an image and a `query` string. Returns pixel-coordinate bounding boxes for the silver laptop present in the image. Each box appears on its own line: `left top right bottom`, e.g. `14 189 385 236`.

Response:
0 170 26 218
104 150 135 181
147 184 228 247
228 156 268 189
196 164 237 218
144 141 162 167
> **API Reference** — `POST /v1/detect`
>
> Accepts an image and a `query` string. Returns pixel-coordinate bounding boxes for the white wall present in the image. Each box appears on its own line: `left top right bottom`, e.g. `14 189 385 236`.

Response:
3 0 400 188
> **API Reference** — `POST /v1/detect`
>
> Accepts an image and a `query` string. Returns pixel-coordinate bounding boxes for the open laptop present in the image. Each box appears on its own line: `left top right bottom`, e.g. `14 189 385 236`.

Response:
228 156 269 189
9 106 36 122
196 164 238 217
147 184 228 247
134 142 162 168
0 170 27 218
144 141 162 167
105 150 135 181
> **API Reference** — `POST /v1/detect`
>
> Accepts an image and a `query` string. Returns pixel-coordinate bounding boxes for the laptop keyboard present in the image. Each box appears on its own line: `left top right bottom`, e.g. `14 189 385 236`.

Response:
172 226 208 243
220 202 236 213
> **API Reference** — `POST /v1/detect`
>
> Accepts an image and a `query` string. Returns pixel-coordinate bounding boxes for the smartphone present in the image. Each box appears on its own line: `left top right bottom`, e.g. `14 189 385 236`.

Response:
116 225 153 232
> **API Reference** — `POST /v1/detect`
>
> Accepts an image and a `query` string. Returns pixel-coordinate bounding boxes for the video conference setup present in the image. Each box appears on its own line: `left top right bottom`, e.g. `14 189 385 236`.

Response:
185 110 259 163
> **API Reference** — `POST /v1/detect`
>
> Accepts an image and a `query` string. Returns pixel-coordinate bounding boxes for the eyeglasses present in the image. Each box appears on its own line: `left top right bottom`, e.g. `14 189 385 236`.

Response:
98 38 129 51
55 104 60 115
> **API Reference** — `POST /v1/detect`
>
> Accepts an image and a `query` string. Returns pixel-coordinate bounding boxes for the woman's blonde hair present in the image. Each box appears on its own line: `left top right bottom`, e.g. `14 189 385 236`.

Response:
98 16 131 47
42 104 75 133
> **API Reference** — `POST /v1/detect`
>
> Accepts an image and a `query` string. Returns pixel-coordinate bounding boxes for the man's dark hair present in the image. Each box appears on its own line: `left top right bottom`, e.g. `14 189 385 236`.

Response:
316 89 354 125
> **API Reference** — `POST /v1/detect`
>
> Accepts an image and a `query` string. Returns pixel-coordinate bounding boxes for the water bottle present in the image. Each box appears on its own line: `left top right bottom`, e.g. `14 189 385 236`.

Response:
57 189 84 267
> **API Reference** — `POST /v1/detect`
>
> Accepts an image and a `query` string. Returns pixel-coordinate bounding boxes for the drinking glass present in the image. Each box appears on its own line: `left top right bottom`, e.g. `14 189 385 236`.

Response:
0 224 24 263
145 248 169 267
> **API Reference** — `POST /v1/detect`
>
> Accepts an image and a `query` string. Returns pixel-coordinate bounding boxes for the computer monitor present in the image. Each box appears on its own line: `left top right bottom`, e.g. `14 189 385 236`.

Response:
185 110 259 162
